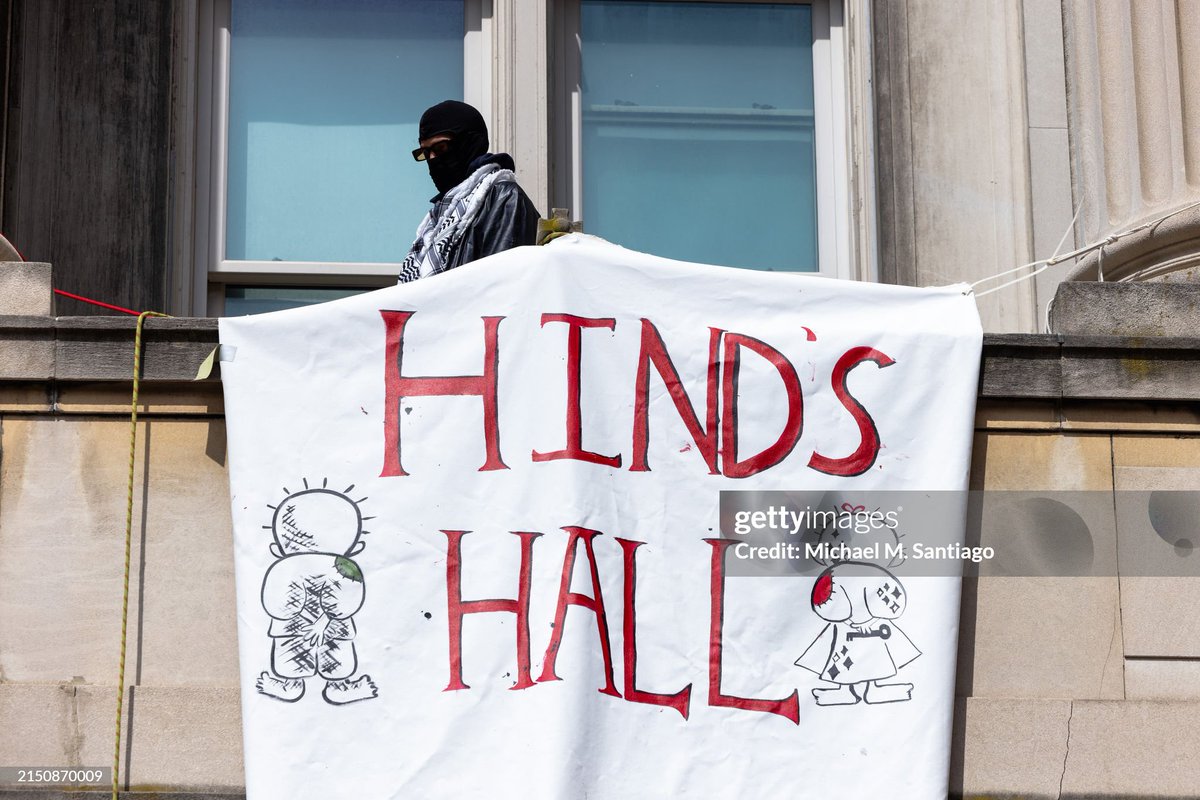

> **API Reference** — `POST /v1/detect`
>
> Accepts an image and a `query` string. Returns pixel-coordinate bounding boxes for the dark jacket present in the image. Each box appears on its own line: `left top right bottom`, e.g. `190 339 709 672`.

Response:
428 153 541 271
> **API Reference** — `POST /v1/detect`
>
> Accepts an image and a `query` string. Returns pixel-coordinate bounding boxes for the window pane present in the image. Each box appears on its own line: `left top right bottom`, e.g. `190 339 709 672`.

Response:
581 1 816 271
227 0 463 264
224 286 370 315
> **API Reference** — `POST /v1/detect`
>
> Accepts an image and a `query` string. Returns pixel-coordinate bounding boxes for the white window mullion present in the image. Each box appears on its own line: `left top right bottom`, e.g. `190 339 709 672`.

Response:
812 0 851 280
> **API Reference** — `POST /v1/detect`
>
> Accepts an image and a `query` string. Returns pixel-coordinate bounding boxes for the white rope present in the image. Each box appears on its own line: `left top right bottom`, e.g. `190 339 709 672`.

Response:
968 204 1081 297
972 260 1053 297
1050 203 1083 263
968 198 1200 298
967 257 1048 290
966 204 1081 296
1041 203 1085 331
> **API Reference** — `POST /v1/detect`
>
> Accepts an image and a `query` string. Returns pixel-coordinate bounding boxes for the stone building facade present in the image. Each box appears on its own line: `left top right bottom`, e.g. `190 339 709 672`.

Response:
3 1 1200 798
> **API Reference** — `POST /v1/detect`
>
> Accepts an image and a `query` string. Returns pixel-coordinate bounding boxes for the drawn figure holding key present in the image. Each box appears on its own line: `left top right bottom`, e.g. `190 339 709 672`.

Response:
795 561 921 706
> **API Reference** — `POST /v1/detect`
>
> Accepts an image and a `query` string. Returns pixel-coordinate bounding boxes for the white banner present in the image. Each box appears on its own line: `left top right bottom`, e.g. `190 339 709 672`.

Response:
220 236 982 799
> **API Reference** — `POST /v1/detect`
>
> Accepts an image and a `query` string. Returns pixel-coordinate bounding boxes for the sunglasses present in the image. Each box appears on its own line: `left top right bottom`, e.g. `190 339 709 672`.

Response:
412 139 454 162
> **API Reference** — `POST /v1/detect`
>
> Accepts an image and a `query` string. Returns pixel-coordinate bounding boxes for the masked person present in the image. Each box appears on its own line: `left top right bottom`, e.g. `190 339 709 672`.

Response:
398 100 541 284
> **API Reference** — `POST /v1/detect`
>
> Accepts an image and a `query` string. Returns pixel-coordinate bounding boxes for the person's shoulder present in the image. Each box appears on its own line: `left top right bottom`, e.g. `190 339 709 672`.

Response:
471 154 539 219
481 170 534 204
488 174 527 194
491 177 539 218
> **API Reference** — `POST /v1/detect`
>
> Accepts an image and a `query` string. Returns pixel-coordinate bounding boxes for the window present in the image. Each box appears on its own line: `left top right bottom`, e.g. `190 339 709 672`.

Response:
555 0 852 277
184 0 487 315
174 0 864 315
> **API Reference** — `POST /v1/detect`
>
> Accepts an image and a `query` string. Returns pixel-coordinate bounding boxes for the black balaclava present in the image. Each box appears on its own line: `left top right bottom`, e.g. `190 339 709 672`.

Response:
419 100 489 195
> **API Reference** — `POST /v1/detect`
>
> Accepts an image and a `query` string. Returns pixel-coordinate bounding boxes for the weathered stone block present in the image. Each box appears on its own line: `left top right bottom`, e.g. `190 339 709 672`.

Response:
0 262 52 316
971 431 1114 491
959 577 1123 700
1062 401 1200 433
137 421 236 687
974 399 1060 431
1061 336 1200 401
950 696 1070 799
1113 434 1200 468
125 686 243 792
0 385 52 413
1125 659 1200 700
0 419 144 683
54 384 226 416
1120 577 1200 657
962 432 1123 698
1113 461 1200 657
0 319 54 380
0 418 235 685
1051 281 1200 336
1061 700 1200 797
0 683 118 768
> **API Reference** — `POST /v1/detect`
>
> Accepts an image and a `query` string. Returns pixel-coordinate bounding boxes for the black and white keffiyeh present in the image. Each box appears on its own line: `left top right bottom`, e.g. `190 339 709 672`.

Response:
398 162 512 284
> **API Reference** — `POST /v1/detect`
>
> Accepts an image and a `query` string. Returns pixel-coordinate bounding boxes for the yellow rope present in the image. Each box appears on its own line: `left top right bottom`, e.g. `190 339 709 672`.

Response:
113 311 169 800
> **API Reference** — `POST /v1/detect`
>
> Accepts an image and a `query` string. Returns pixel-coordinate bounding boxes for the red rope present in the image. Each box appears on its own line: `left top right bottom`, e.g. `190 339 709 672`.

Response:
53 288 141 316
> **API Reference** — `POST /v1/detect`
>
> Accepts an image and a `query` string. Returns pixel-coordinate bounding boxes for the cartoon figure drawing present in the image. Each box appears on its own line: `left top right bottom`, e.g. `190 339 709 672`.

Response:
810 501 907 570
796 561 921 706
256 480 379 705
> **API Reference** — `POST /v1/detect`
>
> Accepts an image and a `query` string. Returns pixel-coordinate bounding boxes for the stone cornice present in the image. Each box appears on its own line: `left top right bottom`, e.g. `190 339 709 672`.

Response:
0 316 218 383
980 333 1200 401
2 317 1199 403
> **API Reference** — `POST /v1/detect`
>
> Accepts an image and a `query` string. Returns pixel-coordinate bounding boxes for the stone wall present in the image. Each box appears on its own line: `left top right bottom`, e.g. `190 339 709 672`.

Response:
0 388 242 797
960 399 1200 798
3 314 1200 798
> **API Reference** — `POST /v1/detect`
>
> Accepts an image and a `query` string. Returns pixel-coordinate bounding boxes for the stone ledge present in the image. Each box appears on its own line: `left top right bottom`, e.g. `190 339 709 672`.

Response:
0 317 217 384
0 793 243 799
3 316 1200 402
978 333 1061 399
980 333 1200 401
54 318 218 383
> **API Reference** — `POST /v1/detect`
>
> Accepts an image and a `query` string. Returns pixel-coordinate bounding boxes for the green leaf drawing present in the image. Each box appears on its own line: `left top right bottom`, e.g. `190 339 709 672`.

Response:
335 556 363 583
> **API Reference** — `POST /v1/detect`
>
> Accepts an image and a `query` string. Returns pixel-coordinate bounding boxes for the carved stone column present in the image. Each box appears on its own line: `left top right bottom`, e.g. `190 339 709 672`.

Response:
1064 0 1200 280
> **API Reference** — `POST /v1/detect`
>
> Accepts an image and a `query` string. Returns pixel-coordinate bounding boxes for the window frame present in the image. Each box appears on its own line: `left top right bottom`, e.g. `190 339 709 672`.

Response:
168 0 873 316
180 0 490 316
553 0 854 279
